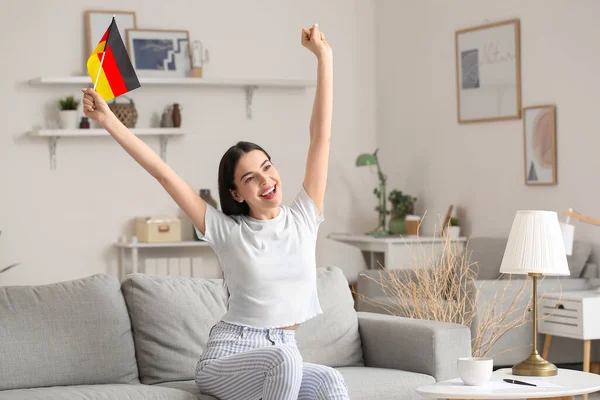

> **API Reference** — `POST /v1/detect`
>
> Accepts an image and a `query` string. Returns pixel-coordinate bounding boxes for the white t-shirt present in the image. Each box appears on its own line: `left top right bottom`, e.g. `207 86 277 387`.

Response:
195 186 324 329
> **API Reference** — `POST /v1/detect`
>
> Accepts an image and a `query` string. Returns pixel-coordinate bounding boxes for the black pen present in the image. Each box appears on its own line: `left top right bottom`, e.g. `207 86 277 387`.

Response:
503 379 537 387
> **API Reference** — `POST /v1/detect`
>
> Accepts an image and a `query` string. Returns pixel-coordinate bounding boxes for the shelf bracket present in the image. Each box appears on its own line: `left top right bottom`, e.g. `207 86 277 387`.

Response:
159 135 168 162
49 136 59 170
245 85 258 119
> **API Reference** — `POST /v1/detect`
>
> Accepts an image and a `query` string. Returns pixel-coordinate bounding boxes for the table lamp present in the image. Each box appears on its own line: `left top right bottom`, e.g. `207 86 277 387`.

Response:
356 149 389 236
500 210 570 376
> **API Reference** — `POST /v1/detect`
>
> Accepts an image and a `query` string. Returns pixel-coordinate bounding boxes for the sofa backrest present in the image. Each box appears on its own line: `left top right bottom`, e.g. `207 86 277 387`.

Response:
0 274 139 391
121 265 363 385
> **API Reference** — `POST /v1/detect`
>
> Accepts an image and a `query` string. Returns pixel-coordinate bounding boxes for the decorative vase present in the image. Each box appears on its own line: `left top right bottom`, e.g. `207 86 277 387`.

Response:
194 189 218 240
79 116 90 129
160 106 173 128
59 110 78 129
171 103 181 127
389 215 407 235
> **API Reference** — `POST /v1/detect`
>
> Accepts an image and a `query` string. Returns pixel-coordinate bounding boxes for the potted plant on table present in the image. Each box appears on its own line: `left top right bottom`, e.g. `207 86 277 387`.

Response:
387 190 417 235
58 96 80 129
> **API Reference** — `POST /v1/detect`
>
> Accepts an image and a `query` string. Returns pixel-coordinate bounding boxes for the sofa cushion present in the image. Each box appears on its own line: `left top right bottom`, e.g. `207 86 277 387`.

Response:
0 274 138 391
338 366 435 400
0 384 198 400
567 241 593 277
121 274 228 385
296 266 364 367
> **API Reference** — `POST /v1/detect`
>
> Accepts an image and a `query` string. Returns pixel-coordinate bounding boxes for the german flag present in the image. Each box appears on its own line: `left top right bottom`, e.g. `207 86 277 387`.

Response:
87 17 140 101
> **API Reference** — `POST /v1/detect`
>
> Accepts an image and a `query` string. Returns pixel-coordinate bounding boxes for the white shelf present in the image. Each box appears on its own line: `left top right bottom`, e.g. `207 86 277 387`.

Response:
29 128 185 169
29 128 186 137
29 76 315 120
115 240 210 249
29 76 316 89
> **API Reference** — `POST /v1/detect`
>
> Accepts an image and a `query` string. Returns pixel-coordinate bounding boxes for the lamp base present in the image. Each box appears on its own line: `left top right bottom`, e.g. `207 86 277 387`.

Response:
512 351 558 376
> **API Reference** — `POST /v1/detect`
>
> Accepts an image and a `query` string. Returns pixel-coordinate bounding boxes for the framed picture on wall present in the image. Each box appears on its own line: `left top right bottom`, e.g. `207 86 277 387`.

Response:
455 19 521 124
85 10 137 55
125 29 192 77
523 104 557 186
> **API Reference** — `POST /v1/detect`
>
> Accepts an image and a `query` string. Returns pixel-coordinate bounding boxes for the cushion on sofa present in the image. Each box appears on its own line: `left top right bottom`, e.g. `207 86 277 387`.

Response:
121 275 228 385
295 266 364 367
567 241 593 277
0 274 139 391
0 384 198 400
337 366 435 400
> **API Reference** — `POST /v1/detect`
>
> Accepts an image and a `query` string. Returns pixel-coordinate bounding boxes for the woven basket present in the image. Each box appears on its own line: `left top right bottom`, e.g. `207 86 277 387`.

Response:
109 96 138 128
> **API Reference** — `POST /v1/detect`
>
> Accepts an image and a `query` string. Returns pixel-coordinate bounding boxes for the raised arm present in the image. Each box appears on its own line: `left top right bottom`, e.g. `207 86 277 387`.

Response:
301 24 333 214
82 88 208 234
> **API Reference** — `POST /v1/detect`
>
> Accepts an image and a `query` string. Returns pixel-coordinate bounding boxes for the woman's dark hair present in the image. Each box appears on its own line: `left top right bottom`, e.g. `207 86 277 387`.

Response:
218 141 272 216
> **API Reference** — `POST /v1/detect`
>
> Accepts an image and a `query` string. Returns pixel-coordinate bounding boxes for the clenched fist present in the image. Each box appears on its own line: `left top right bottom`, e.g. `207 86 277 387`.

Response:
301 23 332 60
81 88 112 125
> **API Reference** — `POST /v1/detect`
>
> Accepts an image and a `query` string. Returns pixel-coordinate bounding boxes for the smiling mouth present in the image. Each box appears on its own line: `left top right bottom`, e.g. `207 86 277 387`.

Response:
260 185 277 199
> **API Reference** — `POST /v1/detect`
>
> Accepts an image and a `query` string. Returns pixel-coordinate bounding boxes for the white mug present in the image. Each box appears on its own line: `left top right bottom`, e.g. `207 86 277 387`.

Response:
457 357 493 386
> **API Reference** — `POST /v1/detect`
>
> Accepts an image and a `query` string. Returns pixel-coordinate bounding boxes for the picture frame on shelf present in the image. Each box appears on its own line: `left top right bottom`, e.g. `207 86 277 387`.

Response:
523 104 557 186
455 19 521 124
125 29 192 78
85 10 137 55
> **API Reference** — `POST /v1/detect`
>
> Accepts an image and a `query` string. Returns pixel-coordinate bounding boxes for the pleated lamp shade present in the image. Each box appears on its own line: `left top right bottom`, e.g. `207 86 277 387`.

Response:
500 210 570 276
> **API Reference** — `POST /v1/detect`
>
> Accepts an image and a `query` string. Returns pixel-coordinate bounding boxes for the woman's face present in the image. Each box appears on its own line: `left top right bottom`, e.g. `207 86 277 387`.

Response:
231 150 282 216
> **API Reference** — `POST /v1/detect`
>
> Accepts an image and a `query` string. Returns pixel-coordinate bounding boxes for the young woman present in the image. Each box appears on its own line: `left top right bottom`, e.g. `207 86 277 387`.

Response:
82 23 347 400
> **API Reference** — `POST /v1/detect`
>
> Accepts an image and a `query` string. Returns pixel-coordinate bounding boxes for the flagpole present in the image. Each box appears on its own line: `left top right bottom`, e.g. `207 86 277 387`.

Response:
93 15 115 91
93 51 106 91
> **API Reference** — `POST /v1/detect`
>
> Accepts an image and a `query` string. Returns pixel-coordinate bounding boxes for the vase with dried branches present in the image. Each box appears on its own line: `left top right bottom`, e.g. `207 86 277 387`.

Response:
357 224 556 359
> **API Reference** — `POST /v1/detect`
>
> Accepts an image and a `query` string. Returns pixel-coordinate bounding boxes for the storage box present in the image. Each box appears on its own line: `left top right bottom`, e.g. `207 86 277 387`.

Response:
135 216 181 243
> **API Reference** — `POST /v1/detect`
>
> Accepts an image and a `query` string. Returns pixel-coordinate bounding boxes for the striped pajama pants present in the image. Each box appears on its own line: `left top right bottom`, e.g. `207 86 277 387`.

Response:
195 321 349 400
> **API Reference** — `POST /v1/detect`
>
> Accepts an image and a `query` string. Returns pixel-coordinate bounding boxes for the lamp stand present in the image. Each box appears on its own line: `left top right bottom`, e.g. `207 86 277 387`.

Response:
512 273 558 376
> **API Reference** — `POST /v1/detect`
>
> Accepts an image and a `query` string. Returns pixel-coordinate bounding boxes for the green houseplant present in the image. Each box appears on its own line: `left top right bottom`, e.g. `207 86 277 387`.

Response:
388 190 417 235
356 149 390 236
58 95 80 129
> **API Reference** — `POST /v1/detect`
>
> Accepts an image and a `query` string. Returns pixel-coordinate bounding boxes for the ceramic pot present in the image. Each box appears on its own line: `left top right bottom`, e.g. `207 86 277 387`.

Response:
59 110 78 129
389 215 407 235
448 226 460 239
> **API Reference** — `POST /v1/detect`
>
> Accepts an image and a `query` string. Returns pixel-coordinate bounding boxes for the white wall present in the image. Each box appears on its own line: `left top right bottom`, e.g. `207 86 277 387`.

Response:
0 0 378 285
375 0 600 254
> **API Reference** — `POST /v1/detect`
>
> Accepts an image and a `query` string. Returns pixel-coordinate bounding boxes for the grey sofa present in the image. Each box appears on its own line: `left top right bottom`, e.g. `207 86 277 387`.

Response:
0 266 471 400
356 237 600 368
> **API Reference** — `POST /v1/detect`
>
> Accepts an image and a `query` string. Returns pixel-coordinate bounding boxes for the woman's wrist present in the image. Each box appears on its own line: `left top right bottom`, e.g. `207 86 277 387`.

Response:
99 112 118 129
317 52 333 64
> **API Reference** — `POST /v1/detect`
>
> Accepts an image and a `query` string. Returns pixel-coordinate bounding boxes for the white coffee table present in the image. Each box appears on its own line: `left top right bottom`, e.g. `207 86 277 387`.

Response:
416 368 600 399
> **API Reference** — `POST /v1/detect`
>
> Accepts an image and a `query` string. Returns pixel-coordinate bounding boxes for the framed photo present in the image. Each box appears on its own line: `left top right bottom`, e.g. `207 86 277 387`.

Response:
523 105 557 186
85 10 137 55
125 29 191 77
455 19 521 123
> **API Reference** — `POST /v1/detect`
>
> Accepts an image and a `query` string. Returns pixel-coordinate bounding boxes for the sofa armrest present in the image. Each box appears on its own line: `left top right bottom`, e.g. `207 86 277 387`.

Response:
357 311 471 381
